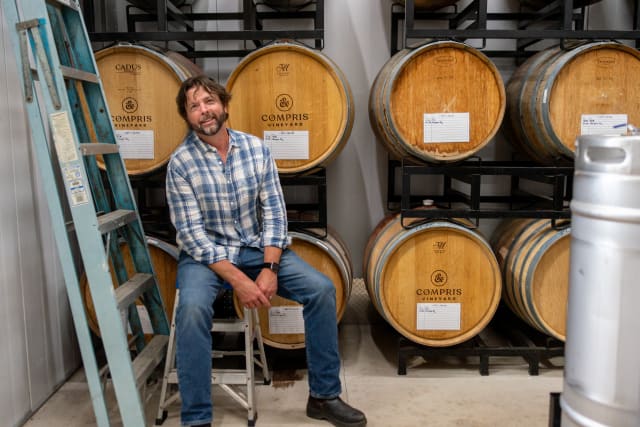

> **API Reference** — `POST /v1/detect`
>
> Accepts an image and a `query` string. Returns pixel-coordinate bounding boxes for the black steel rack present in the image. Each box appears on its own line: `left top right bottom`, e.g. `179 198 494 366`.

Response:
85 0 325 57
387 158 573 228
391 0 640 56
397 305 565 376
280 168 328 236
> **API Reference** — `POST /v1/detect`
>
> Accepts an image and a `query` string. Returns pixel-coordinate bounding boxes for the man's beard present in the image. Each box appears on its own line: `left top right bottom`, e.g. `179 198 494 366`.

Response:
193 111 228 136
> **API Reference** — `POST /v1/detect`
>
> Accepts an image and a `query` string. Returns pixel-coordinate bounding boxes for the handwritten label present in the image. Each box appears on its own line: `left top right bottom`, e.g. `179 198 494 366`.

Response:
264 130 309 160
268 306 305 334
416 303 461 330
580 114 627 135
424 113 470 143
116 130 155 159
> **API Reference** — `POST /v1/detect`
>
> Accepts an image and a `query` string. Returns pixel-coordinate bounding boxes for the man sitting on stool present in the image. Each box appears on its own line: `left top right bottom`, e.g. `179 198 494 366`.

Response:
166 75 367 427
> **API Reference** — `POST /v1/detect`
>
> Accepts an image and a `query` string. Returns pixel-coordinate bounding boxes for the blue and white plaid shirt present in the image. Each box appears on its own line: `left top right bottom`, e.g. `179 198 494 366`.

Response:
166 128 289 265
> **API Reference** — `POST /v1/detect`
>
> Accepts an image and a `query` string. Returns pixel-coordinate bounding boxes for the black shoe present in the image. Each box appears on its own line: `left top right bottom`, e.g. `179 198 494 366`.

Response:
306 396 367 427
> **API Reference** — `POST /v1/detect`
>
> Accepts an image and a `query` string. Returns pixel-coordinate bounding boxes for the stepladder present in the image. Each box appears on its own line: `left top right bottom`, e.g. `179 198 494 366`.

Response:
155 289 272 426
1 0 170 425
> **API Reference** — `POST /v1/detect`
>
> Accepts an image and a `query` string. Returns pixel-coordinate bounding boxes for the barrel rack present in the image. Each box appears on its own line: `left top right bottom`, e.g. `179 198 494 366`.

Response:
85 0 325 57
388 158 573 227
383 0 640 378
391 0 640 57
397 305 565 376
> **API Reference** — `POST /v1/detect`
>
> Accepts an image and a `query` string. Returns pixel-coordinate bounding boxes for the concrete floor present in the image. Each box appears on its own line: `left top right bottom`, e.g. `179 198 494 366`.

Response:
22 281 564 427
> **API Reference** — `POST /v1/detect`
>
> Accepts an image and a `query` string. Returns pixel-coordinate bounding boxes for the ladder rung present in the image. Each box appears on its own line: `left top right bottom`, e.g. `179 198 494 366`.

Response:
132 335 169 389
80 143 119 156
211 370 251 385
60 65 99 83
114 273 154 311
212 318 248 333
97 209 137 234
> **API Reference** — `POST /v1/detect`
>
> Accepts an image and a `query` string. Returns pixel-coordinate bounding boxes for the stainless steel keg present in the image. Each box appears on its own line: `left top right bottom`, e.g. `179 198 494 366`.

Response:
561 134 640 426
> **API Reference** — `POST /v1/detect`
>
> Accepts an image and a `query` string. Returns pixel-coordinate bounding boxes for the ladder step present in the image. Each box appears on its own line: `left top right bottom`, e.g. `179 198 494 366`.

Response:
114 273 154 311
79 143 119 156
60 65 99 83
212 318 248 333
132 334 169 389
165 370 250 385
97 209 137 234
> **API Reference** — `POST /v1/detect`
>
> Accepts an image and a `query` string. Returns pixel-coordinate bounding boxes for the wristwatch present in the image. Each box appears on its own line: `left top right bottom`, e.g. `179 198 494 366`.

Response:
262 262 280 273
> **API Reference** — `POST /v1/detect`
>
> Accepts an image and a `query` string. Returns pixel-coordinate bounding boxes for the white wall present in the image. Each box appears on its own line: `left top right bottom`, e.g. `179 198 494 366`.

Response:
0 1 635 425
0 7 82 427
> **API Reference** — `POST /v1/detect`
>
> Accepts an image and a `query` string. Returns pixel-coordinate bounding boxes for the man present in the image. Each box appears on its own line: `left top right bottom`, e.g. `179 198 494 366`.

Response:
166 75 367 427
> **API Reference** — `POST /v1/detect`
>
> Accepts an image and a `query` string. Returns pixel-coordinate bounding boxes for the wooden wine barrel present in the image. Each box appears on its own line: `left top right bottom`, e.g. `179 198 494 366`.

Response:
364 213 502 347
81 237 178 337
95 44 201 176
369 40 505 163
505 41 640 164
519 0 602 9
226 40 354 175
491 219 571 341
235 227 353 349
399 0 459 10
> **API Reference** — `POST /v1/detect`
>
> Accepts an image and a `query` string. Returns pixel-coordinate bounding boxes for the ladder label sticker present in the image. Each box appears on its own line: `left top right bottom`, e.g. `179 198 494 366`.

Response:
416 302 461 330
423 112 470 143
115 130 155 159
62 165 89 206
268 306 305 334
49 111 79 163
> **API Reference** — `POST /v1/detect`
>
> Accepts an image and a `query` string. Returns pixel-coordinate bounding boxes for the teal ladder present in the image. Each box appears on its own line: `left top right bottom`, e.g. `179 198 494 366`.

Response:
1 0 170 425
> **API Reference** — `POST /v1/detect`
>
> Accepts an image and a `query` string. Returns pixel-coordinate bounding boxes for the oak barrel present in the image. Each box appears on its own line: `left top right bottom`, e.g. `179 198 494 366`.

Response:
234 227 352 349
491 219 571 341
226 40 354 175
95 44 200 175
81 237 178 337
369 40 505 163
505 41 640 164
363 213 502 347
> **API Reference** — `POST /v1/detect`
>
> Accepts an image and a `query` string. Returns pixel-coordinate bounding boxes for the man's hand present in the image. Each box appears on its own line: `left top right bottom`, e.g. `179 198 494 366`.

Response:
234 277 271 309
256 268 278 301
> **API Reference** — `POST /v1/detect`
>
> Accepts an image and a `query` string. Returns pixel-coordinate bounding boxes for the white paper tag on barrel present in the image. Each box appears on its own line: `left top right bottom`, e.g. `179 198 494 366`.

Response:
264 130 310 159
580 114 627 135
423 112 470 143
116 130 155 159
417 302 461 330
268 306 305 334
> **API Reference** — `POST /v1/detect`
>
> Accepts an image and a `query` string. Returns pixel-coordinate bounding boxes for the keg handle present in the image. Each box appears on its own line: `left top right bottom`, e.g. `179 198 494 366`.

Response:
625 124 639 136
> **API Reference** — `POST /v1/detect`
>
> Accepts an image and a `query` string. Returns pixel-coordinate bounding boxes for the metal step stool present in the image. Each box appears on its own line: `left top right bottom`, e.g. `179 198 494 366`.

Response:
155 289 271 426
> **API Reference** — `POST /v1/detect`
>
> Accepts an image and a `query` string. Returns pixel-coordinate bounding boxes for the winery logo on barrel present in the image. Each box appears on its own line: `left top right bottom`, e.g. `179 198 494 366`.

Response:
596 56 616 67
260 94 309 128
431 270 447 286
276 63 290 76
433 241 447 253
122 97 138 114
114 63 142 74
276 94 293 112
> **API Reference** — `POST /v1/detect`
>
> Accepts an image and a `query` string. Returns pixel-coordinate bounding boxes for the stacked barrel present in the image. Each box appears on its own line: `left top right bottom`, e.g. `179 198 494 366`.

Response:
367 22 640 346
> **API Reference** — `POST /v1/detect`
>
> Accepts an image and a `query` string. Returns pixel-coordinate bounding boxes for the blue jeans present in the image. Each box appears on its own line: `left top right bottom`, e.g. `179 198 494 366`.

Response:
175 247 342 426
